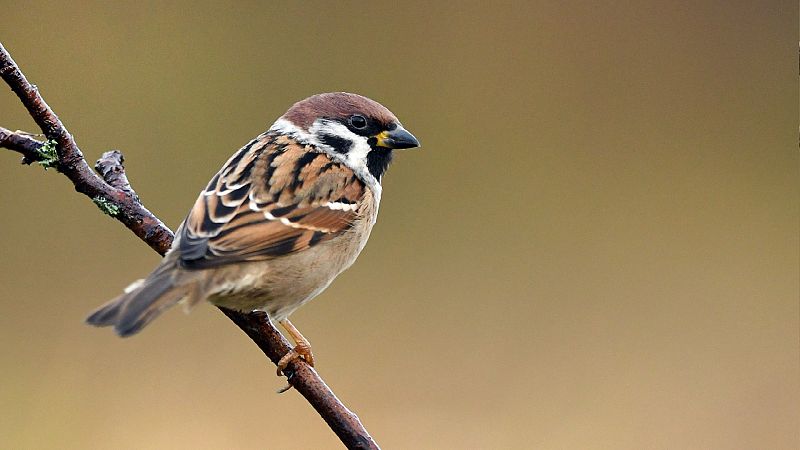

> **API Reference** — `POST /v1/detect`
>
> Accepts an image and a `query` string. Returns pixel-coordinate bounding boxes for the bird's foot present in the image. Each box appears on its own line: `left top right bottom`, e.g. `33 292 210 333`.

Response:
276 341 315 376
275 343 314 394
275 318 315 393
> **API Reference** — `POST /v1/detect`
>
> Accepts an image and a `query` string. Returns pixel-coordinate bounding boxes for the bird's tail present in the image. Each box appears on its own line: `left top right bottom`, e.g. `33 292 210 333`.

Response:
86 262 199 337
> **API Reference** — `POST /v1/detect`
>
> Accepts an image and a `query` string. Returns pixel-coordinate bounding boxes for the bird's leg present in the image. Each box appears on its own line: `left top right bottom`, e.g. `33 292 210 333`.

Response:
276 318 315 376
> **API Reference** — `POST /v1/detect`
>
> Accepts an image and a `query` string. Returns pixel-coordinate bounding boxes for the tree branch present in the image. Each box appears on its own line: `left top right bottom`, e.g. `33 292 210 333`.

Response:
0 126 43 163
0 42 379 450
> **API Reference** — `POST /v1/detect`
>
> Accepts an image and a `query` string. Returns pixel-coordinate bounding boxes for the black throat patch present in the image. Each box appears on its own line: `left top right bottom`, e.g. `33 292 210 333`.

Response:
366 147 393 181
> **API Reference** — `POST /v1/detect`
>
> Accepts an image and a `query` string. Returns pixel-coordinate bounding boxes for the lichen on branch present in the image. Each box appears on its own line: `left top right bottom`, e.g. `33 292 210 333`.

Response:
92 196 121 217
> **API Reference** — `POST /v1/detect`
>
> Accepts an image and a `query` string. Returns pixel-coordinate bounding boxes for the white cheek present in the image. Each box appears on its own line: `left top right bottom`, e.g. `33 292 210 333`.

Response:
308 120 371 169
345 136 372 169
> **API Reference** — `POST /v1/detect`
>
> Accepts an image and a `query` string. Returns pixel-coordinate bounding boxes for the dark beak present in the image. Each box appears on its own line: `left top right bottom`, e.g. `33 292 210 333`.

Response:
375 127 420 150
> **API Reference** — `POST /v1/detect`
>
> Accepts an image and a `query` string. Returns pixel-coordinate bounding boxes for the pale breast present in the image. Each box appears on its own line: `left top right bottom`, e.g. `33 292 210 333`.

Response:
207 189 378 319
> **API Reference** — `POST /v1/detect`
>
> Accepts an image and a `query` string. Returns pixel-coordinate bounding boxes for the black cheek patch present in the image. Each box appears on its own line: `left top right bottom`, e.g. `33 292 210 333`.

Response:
319 134 353 154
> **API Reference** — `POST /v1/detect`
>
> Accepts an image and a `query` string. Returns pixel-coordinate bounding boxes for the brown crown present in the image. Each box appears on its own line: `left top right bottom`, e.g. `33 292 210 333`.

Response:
282 92 399 130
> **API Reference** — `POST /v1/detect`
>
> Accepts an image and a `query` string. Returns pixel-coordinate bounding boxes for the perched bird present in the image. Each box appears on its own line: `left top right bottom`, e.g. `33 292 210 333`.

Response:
87 92 419 374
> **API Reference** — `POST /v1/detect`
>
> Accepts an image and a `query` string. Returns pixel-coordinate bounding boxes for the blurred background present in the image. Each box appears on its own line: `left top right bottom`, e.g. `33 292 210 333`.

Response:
1 1 797 449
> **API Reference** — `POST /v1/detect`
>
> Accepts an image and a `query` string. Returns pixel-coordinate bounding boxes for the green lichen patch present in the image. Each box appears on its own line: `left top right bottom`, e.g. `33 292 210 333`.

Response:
36 140 59 170
93 196 121 217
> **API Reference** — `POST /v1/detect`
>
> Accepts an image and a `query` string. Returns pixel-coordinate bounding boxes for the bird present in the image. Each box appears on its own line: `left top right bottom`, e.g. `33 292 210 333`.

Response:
86 92 419 375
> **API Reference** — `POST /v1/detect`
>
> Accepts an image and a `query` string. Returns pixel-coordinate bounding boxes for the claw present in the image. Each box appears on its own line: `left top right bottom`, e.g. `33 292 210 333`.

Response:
276 343 314 374
276 348 300 376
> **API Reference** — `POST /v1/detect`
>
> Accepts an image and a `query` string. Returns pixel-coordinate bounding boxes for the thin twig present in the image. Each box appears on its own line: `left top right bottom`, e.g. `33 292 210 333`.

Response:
0 126 42 163
0 41 379 450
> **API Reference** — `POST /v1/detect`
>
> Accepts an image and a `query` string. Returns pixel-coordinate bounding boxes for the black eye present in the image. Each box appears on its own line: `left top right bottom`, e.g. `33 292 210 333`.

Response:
349 115 367 130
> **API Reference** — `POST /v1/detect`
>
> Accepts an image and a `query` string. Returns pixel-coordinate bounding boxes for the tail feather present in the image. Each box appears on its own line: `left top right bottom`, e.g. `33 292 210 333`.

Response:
87 267 195 337
86 295 128 327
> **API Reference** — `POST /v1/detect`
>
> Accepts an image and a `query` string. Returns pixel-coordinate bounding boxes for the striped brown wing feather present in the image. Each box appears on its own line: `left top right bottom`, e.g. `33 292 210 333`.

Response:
178 133 366 270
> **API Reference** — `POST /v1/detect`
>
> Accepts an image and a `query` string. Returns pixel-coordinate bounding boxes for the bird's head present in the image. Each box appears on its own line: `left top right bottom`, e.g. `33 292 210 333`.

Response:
273 92 419 183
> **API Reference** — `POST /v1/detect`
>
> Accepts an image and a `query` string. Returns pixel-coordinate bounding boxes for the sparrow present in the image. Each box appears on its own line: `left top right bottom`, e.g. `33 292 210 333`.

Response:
86 92 419 375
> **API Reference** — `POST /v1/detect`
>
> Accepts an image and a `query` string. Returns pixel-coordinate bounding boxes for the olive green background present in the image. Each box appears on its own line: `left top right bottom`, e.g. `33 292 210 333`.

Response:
1 1 797 449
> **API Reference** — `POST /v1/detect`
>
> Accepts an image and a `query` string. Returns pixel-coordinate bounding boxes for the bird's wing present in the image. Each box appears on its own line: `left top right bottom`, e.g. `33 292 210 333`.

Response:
176 133 367 270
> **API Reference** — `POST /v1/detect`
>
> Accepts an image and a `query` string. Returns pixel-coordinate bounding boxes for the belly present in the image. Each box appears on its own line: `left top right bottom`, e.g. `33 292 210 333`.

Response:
206 217 374 320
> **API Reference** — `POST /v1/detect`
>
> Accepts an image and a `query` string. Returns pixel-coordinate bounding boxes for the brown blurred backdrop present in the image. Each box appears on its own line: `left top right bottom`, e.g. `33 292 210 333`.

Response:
1 1 797 449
